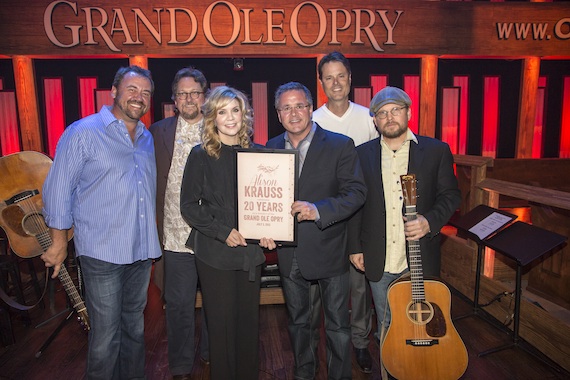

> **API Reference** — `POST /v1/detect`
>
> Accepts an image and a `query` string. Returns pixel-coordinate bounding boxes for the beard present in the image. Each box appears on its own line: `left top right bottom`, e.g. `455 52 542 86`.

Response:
178 103 200 121
381 121 407 139
116 99 146 121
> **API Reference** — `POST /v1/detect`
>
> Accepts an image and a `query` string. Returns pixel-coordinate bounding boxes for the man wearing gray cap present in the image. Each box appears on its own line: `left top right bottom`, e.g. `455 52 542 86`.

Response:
346 86 460 373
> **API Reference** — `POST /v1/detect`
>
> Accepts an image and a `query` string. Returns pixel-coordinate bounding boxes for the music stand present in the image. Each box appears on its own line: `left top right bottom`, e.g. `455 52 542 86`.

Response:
452 205 567 371
450 204 517 320
479 221 566 359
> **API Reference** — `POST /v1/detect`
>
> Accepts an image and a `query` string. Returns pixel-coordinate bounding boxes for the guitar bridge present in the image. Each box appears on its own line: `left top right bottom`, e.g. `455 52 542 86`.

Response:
406 339 439 346
4 189 39 205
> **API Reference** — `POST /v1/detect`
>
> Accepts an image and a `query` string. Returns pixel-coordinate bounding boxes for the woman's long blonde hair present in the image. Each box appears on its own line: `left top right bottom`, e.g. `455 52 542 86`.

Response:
202 86 254 159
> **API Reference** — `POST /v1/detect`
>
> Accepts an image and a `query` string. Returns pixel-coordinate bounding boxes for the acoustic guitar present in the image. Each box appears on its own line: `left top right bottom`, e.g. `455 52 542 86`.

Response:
381 173 467 380
0 151 89 330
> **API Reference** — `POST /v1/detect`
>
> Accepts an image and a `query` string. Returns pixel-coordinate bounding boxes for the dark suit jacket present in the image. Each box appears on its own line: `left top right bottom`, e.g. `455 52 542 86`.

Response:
149 116 178 247
265 124 367 280
347 135 461 282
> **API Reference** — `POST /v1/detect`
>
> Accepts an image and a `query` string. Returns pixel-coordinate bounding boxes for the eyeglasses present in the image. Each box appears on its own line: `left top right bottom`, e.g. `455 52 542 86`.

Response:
175 91 204 100
374 106 408 119
277 104 310 114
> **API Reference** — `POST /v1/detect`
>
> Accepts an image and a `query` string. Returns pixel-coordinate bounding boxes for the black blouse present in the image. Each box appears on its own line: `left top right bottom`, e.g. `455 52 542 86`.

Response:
180 143 265 280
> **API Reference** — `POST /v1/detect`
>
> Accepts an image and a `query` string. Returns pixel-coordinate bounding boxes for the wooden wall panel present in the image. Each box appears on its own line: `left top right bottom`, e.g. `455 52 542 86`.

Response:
517 57 540 158
13 56 42 152
420 56 437 137
0 91 21 154
1 1 568 57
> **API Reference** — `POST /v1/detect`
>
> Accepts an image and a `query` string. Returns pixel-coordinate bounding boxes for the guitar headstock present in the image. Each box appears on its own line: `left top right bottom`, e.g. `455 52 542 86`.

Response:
77 310 90 331
400 174 417 208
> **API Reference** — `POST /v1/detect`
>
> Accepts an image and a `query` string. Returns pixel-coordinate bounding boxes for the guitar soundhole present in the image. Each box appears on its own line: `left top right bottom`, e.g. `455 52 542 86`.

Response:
406 301 434 324
21 212 48 237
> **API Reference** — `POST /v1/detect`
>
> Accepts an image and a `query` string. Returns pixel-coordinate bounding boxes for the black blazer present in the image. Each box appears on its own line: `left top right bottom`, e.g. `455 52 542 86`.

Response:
149 116 178 247
347 135 461 282
266 124 367 280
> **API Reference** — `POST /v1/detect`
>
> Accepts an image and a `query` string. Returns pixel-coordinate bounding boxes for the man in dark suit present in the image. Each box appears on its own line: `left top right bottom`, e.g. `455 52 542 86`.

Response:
149 67 209 379
347 86 460 374
266 82 367 380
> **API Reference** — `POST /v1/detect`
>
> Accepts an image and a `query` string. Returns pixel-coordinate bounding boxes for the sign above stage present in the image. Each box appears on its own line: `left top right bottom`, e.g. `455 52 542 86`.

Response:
0 0 569 57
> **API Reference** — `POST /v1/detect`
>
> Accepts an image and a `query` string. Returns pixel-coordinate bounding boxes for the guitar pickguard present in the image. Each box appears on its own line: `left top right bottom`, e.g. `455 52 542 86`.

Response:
2 203 32 237
426 302 447 337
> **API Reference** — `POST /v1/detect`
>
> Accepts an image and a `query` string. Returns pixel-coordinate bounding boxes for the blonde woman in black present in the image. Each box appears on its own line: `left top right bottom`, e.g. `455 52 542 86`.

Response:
180 86 275 380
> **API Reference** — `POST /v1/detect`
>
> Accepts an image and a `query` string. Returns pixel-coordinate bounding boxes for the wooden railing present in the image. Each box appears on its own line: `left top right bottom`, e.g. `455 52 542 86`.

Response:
453 155 494 214
477 178 570 211
453 155 570 212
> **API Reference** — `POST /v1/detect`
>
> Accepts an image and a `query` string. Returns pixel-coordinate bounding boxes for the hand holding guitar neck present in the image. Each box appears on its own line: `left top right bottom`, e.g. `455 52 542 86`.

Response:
41 229 69 278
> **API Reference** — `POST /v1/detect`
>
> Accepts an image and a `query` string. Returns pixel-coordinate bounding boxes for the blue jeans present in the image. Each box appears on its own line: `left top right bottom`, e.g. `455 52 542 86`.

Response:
369 270 408 342
164 250 208 376
80 256 152 380
281 257 351 380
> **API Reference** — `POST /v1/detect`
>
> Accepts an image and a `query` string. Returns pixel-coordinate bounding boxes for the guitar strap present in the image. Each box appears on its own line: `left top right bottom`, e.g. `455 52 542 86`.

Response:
0 284 35 310
0 269 48 311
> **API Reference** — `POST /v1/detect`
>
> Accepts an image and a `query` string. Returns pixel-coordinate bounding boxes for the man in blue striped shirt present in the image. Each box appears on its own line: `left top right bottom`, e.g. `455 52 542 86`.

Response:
42 65 162 380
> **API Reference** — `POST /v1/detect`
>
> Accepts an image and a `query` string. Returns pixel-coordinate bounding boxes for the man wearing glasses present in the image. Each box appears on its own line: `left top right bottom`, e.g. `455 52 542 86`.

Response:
149 67 209 380
266 82 367 380
347 86 460 377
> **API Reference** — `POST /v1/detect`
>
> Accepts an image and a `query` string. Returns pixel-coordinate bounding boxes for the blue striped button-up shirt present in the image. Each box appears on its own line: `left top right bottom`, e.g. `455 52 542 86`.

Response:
42 106 162 264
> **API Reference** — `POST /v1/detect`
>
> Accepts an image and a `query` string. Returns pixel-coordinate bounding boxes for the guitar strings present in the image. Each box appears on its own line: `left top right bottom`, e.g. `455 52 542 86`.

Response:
403 183 424 342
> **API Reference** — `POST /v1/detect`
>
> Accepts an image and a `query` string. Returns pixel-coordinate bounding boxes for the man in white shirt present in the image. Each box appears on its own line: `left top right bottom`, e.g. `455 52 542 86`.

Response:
312 51 378 374
313 53 378 147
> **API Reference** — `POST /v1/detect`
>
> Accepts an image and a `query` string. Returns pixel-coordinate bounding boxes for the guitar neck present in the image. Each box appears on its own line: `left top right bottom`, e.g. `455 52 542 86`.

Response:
405 205 425 303
57 265 88 314
37 230 88 316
